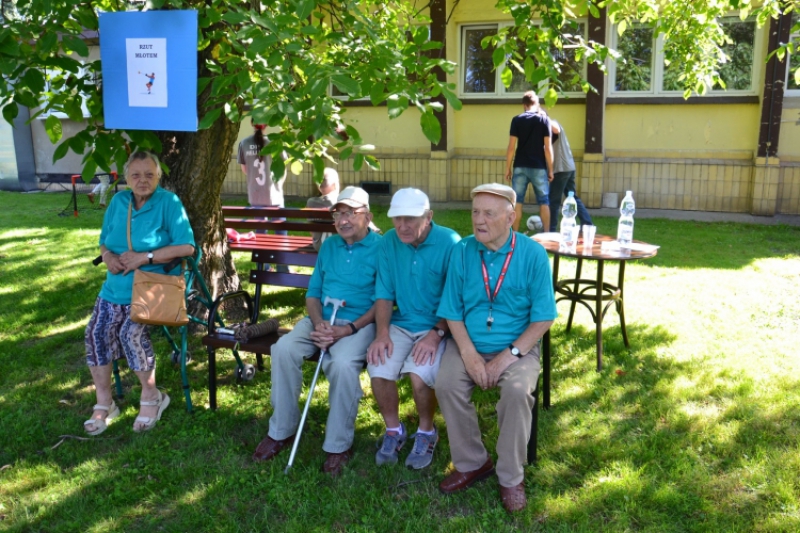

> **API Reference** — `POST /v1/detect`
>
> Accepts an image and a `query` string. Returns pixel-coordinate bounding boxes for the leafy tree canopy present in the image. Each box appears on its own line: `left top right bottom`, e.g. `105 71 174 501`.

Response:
0 0 455 182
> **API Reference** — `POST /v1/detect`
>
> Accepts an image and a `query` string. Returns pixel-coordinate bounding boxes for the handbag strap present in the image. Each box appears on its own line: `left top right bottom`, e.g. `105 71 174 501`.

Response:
126 200 134 252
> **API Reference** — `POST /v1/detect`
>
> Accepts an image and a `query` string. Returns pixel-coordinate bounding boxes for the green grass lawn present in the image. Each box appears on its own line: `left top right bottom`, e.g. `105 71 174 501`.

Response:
1 190 799 532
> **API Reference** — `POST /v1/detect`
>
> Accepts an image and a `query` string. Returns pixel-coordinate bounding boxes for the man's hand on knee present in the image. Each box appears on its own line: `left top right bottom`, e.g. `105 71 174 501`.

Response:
411 333 440 366
462 351 489 390
367 334 393 366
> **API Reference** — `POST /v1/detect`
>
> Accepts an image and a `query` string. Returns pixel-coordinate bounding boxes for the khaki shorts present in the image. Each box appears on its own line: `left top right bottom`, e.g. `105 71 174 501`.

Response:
367 325 445 388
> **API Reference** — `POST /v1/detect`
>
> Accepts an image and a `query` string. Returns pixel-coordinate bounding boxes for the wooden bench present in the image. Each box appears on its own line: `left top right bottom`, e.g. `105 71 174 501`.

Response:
201 207 334 409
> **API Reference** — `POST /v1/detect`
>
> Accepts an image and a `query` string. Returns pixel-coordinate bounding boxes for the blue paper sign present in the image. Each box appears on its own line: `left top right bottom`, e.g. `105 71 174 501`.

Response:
99 10 197 131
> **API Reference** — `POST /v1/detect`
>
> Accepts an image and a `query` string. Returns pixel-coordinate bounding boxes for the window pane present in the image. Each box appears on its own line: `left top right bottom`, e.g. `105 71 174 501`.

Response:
789 44 800 90
463 27 497 93
554 23 586 92
717 19 755 91
506 23 585 93
615 26 654 91
508 34 533 93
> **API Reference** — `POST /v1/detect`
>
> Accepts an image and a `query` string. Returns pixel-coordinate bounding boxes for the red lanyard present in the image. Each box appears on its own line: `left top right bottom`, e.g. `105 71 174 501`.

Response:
479 233 516 330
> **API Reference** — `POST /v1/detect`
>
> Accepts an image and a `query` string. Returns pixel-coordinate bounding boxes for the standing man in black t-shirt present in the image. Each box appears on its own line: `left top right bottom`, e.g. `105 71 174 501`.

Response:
504 91 554 232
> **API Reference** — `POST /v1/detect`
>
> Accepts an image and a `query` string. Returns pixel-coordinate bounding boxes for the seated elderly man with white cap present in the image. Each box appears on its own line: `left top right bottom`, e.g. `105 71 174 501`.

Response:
253 186 381 477
435 183 556 512
366 188 461 469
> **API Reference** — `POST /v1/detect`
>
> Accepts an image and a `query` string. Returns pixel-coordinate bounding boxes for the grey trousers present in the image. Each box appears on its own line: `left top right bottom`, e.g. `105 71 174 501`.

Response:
268 317 374 453
435 338 540 487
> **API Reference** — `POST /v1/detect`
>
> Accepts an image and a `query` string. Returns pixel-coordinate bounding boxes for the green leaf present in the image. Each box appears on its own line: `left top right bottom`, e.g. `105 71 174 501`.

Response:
588 3 600 18
249 34 278 55
353 153 364 171
22 68 46 94
331 75 360 97
74 7 98 31
197 77 212 95
62 35 89 57
296 0 315 20
44 115 63 143
53 139 70 163
441 86 462 111
387 95 408 119
199 107 223 130
420 111 441 144
524 56 536 80
501 67 513 88
37 33 58 56
365 155 380 171
289 160 303 176
2 101 18 124
222 11 249 24
81 159 97 184
492 47 506 69
339 147 353 160
617 19 628 36
14 90 39 109
544 87 558 108
370 83 386 106
313 157 325 182
271 157 285 180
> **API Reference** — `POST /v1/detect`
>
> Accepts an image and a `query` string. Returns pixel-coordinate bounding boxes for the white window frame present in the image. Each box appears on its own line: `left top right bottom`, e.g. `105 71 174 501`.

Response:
608 17 763 97
458 21 588 99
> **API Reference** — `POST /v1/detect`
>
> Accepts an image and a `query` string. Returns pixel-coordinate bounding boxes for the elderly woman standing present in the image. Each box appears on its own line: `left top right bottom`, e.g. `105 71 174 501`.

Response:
83 151 195 435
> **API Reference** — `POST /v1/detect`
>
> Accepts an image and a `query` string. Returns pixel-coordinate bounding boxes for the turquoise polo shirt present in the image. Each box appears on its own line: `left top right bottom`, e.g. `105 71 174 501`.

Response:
437 231 556 354
98 187 196 305
307 230 382 323
375 222 461 332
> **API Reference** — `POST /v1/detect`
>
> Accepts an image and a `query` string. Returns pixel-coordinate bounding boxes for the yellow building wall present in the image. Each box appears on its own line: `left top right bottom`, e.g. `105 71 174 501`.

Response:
605 104 760 154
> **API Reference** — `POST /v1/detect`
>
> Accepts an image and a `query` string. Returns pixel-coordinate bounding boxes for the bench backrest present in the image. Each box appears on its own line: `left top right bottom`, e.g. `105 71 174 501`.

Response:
222 206 334 233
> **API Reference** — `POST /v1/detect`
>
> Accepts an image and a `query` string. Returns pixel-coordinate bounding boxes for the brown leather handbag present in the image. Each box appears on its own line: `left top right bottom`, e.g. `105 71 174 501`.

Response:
126 202 189 327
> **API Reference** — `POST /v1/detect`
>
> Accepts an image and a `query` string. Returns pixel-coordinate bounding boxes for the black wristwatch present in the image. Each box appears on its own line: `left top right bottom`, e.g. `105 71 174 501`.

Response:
147 252 154 265
509 344 522 358
432 326 446 338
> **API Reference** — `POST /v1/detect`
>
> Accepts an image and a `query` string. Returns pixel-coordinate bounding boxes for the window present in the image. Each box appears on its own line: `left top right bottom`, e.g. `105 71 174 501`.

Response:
462 26 497 94
459 22 587 98
610 17 759 96
786 15 800 95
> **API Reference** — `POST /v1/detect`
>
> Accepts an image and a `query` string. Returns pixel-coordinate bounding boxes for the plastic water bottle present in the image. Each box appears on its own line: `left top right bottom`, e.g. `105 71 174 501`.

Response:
560 192 578 248
617 191 635 248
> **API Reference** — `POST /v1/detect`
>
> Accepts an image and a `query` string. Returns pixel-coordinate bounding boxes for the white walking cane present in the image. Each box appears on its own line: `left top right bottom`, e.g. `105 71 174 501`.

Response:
284 296 346 474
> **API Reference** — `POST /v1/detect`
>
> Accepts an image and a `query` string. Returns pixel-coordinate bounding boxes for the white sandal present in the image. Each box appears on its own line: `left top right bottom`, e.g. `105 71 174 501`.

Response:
133 390 170 432
83 402 120 436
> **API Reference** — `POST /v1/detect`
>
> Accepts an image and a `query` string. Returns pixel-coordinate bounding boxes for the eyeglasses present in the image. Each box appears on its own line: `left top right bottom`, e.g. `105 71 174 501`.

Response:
332 209 366 221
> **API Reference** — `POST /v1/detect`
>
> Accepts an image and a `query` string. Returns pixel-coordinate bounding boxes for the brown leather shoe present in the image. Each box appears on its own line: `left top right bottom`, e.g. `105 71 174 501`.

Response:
252 434 294 462
439 457 495 494
499 482 527 513
322 448 353 477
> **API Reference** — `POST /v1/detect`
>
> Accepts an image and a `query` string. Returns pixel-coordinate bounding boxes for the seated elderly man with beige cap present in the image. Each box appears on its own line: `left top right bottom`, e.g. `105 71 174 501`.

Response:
435 183 556 512
253 186 381 476
366 188 461 470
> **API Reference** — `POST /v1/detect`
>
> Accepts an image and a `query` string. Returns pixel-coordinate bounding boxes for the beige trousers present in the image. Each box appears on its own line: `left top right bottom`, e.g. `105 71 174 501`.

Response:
435 338 540 487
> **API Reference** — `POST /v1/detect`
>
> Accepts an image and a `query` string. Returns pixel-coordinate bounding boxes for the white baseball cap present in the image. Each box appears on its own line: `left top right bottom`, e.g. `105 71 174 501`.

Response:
333 186 370 210
387 188 430 217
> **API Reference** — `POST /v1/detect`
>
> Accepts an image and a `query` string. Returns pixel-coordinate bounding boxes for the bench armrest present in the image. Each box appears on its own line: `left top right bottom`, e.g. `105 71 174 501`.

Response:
208 290 254 334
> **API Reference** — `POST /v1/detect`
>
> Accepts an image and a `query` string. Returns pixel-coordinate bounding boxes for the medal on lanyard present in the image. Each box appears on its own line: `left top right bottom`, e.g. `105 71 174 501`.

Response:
479 233 516 331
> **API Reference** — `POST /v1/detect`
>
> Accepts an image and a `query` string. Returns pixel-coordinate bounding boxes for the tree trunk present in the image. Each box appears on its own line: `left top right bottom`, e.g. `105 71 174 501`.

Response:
154 49 242 307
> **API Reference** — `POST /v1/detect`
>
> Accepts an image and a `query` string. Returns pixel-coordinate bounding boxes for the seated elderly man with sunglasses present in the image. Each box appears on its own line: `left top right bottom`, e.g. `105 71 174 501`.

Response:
253 186 381 476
